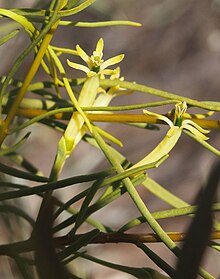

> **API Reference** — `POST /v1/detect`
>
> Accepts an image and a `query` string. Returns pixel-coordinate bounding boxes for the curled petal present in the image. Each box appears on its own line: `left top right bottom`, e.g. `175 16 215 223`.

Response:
143 109 173 128
97 87 106 94
183 119 210 134
100 54 124 71
183 122 209 141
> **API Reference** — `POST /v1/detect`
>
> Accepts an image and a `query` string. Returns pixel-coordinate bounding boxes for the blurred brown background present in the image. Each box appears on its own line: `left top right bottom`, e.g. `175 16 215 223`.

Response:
0 0 220 278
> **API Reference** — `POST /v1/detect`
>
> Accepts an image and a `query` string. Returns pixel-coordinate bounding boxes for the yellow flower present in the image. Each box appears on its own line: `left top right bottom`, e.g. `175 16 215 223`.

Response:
130 102 210 171
148 102 210 140
67 38 124 77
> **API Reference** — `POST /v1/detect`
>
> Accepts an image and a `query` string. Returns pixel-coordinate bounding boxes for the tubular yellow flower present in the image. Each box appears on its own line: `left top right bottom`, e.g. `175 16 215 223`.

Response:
50 75 99 181
130 102 210 171
50 40 126 180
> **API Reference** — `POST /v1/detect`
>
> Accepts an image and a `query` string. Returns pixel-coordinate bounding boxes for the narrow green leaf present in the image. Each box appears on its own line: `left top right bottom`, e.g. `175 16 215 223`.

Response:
6 151 43 175
0 162 48 182
119 203 220 232
0 29 19 46
58 0 97 16
0 132 31 156
59 20 141 27
65 0 81 9
75 252 168 278
52 175 145 233
99 79 220 111
136 242 174 278
0 170 110 202
71 179 104 233
142 177 189 208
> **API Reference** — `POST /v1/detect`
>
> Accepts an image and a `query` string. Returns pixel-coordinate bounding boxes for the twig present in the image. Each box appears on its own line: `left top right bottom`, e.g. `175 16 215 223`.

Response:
0 231 219 257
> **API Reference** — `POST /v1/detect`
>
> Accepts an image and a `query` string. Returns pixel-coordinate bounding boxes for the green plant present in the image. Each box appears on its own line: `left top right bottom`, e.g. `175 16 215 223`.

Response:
0 1 219 278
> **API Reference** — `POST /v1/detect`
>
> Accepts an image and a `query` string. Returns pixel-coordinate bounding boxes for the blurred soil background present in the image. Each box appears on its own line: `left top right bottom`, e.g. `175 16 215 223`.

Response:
0 0 220 278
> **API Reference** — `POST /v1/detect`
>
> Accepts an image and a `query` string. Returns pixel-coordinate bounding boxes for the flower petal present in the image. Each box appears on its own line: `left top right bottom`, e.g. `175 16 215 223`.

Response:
100 54 124 71
78 75 99 106
183 122 209 141
110 67 121 79
101 69 116 76
67 59 90 73
183 119 210 134
143 109 173 128
76 44 91 65
95 38 104 59
131 126 182 169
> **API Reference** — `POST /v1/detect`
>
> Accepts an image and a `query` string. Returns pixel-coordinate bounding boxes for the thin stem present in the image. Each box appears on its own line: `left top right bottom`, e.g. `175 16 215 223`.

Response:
0 231 219 256
92 127 179 251
100 79 220 111
58 20 141 27
8 108 220 133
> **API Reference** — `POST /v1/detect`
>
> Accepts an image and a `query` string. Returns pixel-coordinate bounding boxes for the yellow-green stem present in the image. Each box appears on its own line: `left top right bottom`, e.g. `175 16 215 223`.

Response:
0 20 59 146
10 108 220 130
